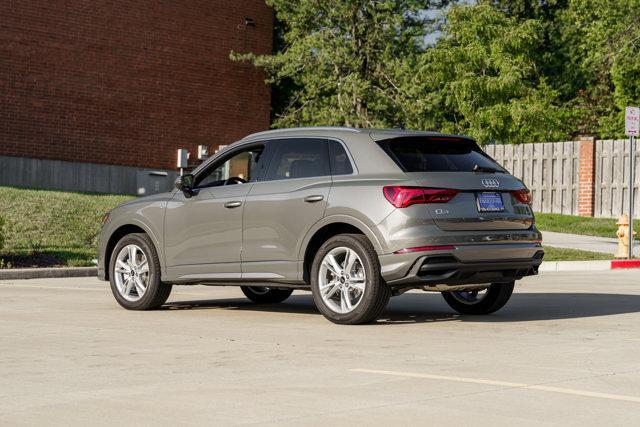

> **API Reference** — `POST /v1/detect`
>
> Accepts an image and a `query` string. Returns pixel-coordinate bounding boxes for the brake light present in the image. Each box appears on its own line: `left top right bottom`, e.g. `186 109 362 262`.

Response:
511 189 532 205
383 186 459 208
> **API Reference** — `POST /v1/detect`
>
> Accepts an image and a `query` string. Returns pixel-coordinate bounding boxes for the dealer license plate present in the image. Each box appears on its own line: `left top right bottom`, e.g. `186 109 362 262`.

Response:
476 192 504 212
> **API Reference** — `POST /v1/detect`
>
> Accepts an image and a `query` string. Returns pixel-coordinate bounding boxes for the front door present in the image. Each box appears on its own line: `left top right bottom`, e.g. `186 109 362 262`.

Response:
164 144 266 281
242 138 331 281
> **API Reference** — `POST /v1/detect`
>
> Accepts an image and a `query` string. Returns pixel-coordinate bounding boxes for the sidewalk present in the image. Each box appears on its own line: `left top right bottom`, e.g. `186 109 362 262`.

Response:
542 230 639 257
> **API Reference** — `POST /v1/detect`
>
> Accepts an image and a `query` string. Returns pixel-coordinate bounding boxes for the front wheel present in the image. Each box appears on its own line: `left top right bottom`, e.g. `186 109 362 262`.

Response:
109 233 172 310
241 286 293 304
441 282 515 315
310 234 391 325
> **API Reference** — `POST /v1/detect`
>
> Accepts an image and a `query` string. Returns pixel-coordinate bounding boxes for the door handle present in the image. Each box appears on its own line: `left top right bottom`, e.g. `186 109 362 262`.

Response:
304 195 324 203
224 201 243 208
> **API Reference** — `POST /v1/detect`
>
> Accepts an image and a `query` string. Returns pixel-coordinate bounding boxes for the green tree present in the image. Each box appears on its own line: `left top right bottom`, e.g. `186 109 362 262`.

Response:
491 0 567 19
560 0 640 136
490 1 576 102
404 3 573 144
232 0 450 128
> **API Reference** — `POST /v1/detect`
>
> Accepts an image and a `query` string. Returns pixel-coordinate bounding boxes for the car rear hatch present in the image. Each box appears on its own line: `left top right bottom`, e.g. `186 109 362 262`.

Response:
376 135 534 232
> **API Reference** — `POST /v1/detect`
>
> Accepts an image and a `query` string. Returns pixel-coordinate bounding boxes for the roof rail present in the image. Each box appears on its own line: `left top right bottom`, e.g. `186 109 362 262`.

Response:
242 126 362 140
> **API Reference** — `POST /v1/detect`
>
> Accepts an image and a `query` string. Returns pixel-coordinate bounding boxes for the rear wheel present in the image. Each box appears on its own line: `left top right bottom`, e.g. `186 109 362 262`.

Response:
311 234 391 325
441 282 515 315
241 286 293 304
109 233 172 310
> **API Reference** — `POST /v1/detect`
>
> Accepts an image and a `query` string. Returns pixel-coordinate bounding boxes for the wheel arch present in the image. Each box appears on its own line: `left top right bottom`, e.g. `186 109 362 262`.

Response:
299 215 385 282
103 222 159 281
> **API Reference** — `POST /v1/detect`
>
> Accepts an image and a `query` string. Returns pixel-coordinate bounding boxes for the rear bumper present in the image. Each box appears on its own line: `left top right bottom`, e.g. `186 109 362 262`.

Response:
380 243 543 289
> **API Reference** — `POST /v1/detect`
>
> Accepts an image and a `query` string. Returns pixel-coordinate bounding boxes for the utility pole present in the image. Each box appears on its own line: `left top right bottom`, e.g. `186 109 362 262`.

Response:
629 135 636 259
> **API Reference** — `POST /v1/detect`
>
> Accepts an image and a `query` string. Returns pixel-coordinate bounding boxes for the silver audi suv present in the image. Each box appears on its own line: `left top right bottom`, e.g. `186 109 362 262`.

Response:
98 127 543 324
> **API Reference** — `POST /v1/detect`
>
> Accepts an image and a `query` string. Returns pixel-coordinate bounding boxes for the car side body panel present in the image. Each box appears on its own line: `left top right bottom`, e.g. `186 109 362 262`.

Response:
242 177 331 282
298 214 386 260
97 194 170 281
163 185 252 281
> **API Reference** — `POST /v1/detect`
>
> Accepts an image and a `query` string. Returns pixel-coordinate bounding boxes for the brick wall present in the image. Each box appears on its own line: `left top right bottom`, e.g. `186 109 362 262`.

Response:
0 0 272 170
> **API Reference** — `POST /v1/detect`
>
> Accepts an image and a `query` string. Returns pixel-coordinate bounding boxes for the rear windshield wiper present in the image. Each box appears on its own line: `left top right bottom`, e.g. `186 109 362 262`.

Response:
473 164 499 173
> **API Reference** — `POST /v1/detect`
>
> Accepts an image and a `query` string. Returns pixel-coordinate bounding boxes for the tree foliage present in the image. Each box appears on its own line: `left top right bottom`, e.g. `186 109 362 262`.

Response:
403 3 572 143
233 0 640 143
560 0 640 137
233 0 449 128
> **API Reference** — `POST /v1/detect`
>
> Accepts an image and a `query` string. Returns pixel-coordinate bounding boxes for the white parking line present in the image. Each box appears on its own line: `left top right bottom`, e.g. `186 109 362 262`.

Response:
351 368 640 403
0 283 105 291
0 282 229 298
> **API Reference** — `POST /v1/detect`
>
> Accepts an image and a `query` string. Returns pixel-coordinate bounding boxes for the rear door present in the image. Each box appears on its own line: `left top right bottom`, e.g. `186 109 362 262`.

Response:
377 136 533 231
242 138 331 280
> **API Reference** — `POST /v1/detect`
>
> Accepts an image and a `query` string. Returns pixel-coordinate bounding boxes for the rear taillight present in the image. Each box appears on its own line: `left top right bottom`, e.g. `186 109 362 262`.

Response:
383 186 459 208
511 189 532 205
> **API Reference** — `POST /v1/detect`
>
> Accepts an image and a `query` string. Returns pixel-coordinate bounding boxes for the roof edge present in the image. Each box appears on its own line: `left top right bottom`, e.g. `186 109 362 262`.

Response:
242 126 362 140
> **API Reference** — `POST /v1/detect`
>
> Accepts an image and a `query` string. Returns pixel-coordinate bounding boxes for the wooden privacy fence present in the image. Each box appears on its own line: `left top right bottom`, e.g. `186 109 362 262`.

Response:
595 139 640 218
484 137 640 218
485 141 580 215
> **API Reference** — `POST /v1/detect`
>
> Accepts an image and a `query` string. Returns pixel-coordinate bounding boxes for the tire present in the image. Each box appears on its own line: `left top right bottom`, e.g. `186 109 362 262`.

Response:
241 286 293 303
441 281 515 315
310 233 391 325
108 233 172 310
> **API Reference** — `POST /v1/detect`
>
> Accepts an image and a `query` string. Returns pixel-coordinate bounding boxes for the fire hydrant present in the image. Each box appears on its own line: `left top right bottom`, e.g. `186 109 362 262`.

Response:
615 214 636 259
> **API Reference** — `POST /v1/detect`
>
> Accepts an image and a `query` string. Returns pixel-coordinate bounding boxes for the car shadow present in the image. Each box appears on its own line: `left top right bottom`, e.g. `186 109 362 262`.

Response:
161 291 640 324
163 294 320 316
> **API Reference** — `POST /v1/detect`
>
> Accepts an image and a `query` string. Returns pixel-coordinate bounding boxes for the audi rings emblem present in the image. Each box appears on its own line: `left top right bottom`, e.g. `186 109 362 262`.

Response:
481 178 500 188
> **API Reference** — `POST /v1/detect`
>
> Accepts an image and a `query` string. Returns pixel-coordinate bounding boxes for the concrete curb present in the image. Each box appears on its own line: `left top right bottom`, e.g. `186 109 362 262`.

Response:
540 259 640 272
539 261 611 272
611 259 640 269
0 267 97 280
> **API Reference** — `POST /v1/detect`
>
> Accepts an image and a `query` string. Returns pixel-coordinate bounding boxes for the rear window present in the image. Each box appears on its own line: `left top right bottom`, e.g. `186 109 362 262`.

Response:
265 138 330 180
377 136 505 173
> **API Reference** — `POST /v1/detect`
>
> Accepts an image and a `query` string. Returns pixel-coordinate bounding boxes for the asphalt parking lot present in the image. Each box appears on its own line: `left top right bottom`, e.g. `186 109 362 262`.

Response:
1 270 640 425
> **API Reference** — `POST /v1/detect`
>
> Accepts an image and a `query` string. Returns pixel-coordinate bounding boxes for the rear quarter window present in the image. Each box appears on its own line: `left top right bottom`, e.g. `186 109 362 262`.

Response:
329 140 354 175
377 136 505 173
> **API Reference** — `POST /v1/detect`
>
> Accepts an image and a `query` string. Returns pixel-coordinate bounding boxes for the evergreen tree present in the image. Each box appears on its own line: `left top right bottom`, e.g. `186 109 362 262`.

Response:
232 0 450 128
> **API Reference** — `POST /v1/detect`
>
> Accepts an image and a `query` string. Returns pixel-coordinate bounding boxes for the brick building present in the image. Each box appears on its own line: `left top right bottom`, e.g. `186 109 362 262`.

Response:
0 0 272 194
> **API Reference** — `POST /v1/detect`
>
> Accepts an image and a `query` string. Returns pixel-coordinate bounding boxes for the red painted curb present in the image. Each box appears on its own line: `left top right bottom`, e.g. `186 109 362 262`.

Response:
611 260 640 269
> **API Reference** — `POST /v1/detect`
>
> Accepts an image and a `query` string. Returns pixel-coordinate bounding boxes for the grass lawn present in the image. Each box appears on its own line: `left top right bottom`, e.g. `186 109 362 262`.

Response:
534 212 622 238
542 246 612 261
0 186 133 267
0 186 616 268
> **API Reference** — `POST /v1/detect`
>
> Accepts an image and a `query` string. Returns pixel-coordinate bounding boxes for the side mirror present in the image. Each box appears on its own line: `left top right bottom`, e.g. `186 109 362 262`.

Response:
175 174 196 197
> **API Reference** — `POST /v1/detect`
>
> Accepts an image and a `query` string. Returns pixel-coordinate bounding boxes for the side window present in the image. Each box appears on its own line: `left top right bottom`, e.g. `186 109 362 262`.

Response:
196 145 265 188
329 140 354 175
264 138 329 180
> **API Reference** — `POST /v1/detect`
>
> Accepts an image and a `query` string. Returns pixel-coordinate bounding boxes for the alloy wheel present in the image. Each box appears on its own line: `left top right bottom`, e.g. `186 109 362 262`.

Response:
449 288 489 305
113 244 149 302
318 246 366 314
